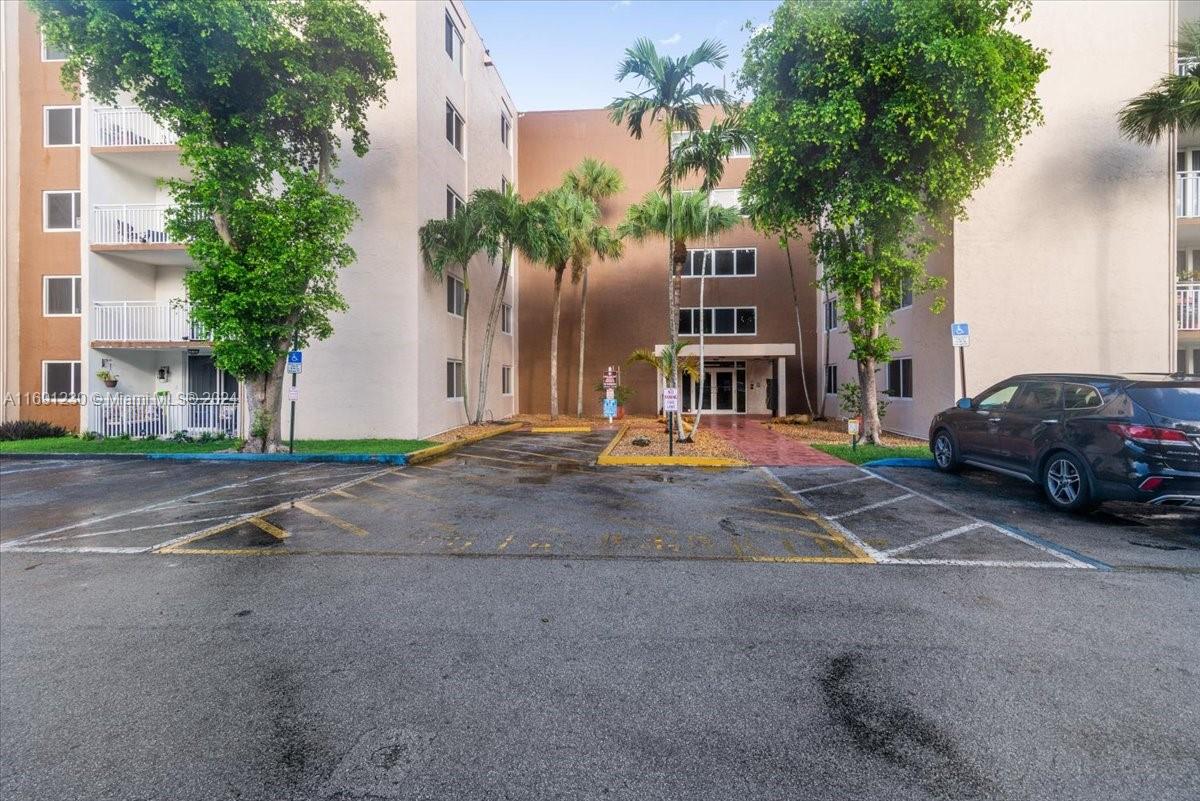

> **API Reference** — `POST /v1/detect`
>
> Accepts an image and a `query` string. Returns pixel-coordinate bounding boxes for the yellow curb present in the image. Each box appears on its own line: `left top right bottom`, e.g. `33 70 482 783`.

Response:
406 421 524 464
595 422 748 468
529 425 593 433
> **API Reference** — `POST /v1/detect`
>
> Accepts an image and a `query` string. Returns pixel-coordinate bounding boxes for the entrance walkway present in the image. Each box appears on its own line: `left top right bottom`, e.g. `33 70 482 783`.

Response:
700 416 848 467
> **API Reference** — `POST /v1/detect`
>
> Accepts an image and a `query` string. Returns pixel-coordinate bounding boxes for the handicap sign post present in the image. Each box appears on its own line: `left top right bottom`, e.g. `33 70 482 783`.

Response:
286 351 302 453
603 397 618 421
950 323 969 400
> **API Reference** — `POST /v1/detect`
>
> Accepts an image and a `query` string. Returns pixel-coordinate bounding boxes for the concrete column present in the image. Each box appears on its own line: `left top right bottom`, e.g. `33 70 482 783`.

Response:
776 356 787 417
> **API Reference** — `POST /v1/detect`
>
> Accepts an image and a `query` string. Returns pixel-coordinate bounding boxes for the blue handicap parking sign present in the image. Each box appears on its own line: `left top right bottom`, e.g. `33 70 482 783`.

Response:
286 350 303 374
603 398 618 418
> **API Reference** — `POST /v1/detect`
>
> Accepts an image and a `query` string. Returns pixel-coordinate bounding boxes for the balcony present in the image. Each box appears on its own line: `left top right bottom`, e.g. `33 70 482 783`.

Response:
87 396 238 439
91 204 191 264
1180 283 1200 331
92 301 208 347
92 107 178 148
1178 172 1200 218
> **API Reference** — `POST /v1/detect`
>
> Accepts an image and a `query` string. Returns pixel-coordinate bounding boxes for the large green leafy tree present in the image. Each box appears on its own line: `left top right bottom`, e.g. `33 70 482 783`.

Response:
609 38 731 440
740 0 1046 444
33 0 395 451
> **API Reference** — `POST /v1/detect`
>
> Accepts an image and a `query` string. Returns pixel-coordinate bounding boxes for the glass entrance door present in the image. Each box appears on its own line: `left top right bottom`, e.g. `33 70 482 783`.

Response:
713 371 734 411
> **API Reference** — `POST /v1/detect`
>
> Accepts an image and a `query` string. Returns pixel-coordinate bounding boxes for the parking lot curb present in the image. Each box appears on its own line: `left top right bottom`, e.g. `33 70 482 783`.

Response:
595 423 749 468
529 426 594 433
861 457 937 468
145 452 411 466
406 421 525 464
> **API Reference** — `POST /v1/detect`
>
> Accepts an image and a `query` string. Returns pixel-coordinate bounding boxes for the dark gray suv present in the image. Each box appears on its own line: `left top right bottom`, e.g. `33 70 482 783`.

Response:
928 374 1200 512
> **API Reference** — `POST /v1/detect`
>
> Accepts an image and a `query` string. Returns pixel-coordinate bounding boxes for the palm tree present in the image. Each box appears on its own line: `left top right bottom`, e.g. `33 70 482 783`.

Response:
1119 21 1200 144
419 203 485 422
562 158 625 417
609 37 731 439
668 114 761 433
471 186 555 423
619 191 739 433
627 342 700 422
535 187 602 419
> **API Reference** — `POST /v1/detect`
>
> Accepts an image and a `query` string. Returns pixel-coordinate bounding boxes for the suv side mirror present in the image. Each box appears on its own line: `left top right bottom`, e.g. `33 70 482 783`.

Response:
956 398 973 410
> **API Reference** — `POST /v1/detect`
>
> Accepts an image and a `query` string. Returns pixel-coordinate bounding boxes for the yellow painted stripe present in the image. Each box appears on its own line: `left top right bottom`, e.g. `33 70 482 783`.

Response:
294 501 368 537
529 426 593 433
757 471 874 562
406 422 524 464
331 488 357 498
157 517 248 553
249 517 289 540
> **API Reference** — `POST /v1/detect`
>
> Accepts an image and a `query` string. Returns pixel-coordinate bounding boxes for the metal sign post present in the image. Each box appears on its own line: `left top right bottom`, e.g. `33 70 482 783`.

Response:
603 366 618 424
286 350 302 454
662 387 679 456
950 323 970 400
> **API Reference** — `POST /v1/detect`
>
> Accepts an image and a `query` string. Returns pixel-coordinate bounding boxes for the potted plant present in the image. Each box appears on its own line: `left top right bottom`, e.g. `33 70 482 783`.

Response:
594 381 634 419
96 369 119 389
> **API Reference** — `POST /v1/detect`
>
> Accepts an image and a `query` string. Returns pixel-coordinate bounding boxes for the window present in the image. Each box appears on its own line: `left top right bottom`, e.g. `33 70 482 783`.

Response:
825 364 838 396
41 35 67 61
446 274 465 316
707 187 742 212
43 190 81 231
824 297 838 331
44 106 81 147
446 186 464 219
1012 381 1061 412
501 303 512 334
678 306 756 336
885 357 913 399
502 365 512 395
444 11 464 73
446 359 465 399
976 382 1020 411
1063 384 1103 410
501 113 511 148
888 277 913 311
445 100 464 153
683 247 755 277
43 276 81 316
42 360 81 400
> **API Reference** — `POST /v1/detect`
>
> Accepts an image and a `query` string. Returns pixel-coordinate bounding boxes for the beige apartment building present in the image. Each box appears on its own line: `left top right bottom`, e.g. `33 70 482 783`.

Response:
820 0 1185 438
1 0 518 439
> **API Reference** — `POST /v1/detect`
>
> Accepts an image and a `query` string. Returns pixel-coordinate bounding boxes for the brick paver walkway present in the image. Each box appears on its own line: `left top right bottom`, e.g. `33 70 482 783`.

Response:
702 418 848 467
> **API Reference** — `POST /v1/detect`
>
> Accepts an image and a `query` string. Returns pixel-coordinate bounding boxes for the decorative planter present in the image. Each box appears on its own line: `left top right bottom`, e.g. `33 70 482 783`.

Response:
616 406 626 420
103 380 118 389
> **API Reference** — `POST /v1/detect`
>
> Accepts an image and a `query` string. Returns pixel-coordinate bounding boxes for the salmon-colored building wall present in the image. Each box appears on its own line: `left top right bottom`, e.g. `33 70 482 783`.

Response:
516 107 820 418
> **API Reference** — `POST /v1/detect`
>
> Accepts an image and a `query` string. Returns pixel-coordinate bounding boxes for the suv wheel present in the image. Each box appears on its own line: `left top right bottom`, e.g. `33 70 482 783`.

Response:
932 429 959 472
1041 452 1095 513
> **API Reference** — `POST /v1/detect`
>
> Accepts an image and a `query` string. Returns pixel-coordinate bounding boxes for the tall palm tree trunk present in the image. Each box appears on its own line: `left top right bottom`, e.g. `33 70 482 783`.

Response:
460 274 471 424
783 239 814 417
549 264 564 418
575 266 589 417
691 210 711 439
475 248 511 424
665 134 682 441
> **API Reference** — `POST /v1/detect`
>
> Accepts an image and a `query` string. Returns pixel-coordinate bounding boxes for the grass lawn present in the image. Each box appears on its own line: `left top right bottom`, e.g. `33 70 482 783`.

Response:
0 437 240 455
293 439 434 454
812 442 932 465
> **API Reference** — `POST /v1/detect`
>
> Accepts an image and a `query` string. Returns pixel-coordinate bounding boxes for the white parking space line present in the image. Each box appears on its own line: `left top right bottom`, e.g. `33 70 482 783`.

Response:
882 523 984 557
0 461 76 476
759 468 884 562
2 545 151 555
59 515 240 541
828 493 914 520
791 475 874 494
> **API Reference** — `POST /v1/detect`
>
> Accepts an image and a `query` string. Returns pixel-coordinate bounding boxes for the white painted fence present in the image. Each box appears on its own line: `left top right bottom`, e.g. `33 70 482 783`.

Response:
1179 284 1200 331
1177 172 1200 218
92 301 206 342
92 107 178 147
92 204 178 246
88 397 238 438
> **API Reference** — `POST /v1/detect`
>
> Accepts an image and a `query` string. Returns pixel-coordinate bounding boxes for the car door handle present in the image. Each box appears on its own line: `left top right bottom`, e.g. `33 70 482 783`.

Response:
1041 419 1058 425
988 417 1002 424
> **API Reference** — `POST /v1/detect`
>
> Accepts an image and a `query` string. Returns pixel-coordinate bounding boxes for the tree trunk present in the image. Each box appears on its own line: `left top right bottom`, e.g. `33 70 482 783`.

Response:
858 356 882 446
460 270 471 424
575 266 588 418
818 288 831 419
549 264 564 419
665 132 683 442
475 246 511 424
691 249 707 438
784 238 814 417
242 357 287 453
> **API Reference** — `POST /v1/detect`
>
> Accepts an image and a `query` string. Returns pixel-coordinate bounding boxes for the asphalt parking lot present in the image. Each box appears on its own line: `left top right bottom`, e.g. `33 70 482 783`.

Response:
2 430 1196 572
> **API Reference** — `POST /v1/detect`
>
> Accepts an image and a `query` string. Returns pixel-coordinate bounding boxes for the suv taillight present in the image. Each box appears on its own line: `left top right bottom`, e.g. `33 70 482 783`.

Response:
1106 423 1190 445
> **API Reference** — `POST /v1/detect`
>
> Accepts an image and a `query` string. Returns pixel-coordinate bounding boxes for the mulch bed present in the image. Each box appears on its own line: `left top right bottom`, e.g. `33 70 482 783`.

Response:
763 417 925 446
608 417 745 460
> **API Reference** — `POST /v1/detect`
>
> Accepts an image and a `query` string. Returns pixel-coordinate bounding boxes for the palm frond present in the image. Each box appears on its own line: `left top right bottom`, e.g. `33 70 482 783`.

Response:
1119 72 1200 144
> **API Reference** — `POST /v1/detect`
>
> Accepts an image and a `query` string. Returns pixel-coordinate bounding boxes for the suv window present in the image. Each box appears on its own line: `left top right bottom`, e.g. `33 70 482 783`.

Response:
1126 386 1200 420
1012 381 1062 412
1063 383 1103 410
976 383 1020 411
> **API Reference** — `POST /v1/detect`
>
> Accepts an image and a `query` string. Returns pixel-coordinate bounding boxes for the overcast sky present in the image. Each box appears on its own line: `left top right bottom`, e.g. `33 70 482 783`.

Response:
463 0 779 112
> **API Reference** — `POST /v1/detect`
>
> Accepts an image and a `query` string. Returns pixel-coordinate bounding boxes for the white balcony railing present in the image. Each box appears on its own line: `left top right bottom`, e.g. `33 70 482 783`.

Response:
1177 172 1200 218
1179 283 1200 331
92 204 179 246
92 301 207 342
92 107 178 147
88 397 238 439
1178 57 1198 77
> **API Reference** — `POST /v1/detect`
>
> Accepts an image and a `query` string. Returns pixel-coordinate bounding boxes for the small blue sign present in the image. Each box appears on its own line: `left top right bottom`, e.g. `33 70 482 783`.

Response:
286 350 303 374
951 323 969 337
603 398 619 418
